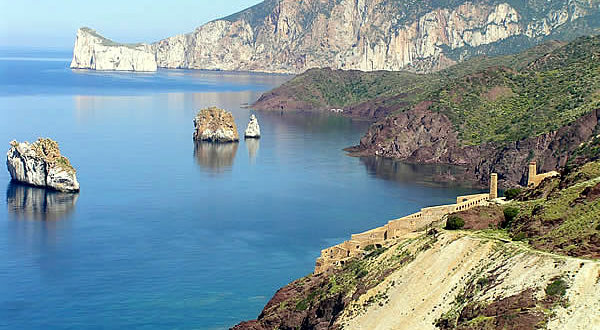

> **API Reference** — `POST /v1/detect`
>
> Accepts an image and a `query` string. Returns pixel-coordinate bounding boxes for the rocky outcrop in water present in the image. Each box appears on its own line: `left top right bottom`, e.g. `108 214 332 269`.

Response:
244 114 261 139
6 139 80 192
193 107 240 143
70 27 157 72
74 0 600 74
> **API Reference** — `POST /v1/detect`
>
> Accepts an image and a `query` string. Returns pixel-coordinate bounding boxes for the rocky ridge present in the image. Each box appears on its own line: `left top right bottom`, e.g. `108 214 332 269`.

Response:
73 0 600 73
193 107 240 143
6 139 80 192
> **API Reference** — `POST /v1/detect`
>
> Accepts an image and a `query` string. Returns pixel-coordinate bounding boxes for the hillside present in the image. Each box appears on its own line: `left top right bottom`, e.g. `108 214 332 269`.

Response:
252 40 567 118
256 35 600 187
234 160 600 330
73 0 600 73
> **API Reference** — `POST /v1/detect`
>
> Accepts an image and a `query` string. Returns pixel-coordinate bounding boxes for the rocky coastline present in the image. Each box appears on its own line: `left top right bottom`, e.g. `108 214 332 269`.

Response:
71 0 600 73
233 159 600 329
348 107 600 188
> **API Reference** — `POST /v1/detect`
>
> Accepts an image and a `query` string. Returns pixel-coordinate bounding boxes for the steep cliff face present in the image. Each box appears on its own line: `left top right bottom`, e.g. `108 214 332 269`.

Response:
352 107 600 188
70 28 157 72
151 0 599 73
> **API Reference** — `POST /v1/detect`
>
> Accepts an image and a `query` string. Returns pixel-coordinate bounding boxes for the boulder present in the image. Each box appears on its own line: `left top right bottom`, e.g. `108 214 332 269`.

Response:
6 139 80 192
193 107 240 143
244 114 261 139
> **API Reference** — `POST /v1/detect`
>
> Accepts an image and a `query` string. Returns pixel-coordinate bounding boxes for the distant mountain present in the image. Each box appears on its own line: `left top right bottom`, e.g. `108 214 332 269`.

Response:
72 0 600 73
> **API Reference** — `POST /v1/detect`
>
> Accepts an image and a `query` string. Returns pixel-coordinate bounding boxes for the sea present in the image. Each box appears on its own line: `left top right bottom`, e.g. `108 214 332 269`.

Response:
0 49 483 329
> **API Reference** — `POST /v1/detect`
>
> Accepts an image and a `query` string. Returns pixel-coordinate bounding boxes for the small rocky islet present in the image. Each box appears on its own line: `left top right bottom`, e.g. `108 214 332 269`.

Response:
193 106 260 142
6 138 80 192
193 107 240 143
244 114 261 139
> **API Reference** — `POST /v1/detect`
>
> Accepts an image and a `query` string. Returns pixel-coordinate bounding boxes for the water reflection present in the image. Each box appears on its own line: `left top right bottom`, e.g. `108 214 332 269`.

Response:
6 182 79 221
246 139 260 162
194 141 239 173
360 156 480 188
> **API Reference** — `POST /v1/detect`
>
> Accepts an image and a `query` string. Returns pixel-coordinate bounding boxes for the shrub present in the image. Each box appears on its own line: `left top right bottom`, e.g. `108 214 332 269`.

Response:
364 244 375 251
445 215 465 230
512 232 527 241
504 188 522 200
501 207 520 228
545 278 568 297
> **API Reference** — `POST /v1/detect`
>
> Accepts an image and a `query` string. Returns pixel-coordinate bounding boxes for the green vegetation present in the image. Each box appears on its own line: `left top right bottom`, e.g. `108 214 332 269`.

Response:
80 27 144 49
502 207 520 227
501 161 600 258
545 278 568 297
445 215 465 230
504 188 522 200
512 232 527 241
266 36 600 146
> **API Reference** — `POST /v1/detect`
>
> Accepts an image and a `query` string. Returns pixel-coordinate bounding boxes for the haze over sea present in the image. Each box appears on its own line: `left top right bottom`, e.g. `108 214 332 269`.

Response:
0 50 483 329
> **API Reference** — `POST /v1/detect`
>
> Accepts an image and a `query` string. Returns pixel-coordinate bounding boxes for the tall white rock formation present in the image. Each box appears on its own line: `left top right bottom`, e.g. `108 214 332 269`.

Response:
70 27 157 72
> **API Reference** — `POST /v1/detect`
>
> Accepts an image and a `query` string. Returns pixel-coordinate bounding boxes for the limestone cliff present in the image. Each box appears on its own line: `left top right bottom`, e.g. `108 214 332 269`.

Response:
73 0 600 74
70 27 157 72
154 0 599 73
6 139 80 192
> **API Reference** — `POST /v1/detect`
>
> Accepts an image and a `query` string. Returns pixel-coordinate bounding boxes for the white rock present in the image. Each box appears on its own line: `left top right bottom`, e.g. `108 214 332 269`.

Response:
6 139 80 192
70 27 157 72
244 115 261 139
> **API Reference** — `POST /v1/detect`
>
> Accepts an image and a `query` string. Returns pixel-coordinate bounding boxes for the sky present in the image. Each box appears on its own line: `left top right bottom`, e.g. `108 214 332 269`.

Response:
0 0 263 50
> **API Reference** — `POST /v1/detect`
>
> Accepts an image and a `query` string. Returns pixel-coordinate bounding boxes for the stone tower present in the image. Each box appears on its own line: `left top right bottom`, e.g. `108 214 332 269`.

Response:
528 162 537 187
490 173 498 199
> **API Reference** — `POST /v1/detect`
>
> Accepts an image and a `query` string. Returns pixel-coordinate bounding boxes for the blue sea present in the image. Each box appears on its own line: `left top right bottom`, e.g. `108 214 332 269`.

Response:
0 50 483 329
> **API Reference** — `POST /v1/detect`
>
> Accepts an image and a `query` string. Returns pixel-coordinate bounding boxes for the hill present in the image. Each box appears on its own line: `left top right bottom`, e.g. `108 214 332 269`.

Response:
256 36 600 187
234 160 600 330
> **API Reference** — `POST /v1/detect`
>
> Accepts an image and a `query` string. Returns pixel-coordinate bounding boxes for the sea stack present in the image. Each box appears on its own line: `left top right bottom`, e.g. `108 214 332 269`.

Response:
6 139 80 192
244 114 261 139
193 107 240 143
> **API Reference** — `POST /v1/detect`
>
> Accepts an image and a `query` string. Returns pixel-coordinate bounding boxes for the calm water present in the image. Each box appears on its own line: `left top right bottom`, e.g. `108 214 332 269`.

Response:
0 51 483 329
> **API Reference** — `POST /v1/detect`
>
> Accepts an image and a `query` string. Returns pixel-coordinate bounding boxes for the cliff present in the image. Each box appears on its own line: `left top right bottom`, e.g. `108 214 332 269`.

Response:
6 138 80 192
74 0 600 74
234 160 600 329
70 27 157 72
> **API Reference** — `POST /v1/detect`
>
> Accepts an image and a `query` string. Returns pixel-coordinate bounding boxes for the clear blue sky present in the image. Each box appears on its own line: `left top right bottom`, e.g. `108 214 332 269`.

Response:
0 0 262 50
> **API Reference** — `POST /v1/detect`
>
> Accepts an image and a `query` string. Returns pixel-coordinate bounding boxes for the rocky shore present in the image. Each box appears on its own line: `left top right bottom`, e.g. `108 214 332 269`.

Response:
6 139 80 192
348 107 600 188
